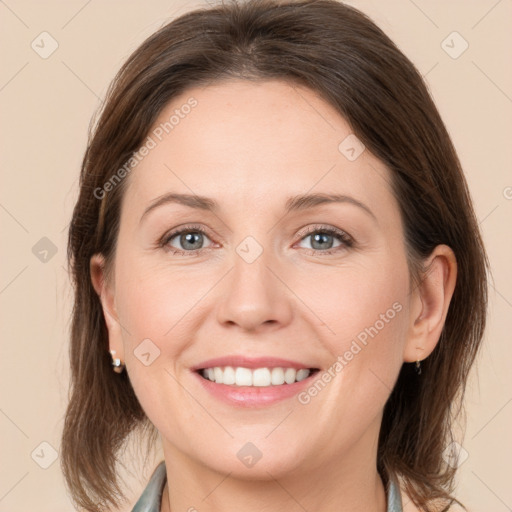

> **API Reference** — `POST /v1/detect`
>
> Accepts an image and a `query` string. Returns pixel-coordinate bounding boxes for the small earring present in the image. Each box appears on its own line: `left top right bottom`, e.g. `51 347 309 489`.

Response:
415 359 422 375
110 350 125 374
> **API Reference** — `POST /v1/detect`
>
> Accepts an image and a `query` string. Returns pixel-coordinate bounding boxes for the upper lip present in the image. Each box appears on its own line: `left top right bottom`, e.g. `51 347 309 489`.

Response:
191 356 320 371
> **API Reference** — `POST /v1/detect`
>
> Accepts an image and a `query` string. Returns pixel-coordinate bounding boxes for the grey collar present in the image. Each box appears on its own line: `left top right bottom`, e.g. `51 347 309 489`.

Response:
131 461 403 512
387 473 404 512
131 462 166 512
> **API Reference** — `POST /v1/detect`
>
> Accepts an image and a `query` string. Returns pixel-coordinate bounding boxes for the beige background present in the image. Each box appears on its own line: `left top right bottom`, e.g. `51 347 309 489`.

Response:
1 0 511 510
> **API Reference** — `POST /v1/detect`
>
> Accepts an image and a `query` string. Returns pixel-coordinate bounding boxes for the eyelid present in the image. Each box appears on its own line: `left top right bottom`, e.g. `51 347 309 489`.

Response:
295 223 353 242
159 223 354 255
293 224 354 255
158 223 215 254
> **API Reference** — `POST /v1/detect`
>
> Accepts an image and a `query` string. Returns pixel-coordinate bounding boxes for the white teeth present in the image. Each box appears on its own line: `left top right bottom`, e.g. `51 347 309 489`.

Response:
271 367 285 385
284 368 296 384
252 368 271 387
223 366 236 385
201 366 312 386
214 367 223 383
235 367 252 386
296 369 310 381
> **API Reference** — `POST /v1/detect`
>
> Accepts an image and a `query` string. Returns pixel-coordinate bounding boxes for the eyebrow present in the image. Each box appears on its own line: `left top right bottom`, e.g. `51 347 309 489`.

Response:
139 192 376 223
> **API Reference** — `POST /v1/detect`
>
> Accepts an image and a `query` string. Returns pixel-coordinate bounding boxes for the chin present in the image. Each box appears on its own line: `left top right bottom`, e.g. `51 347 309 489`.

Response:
194 438 307 480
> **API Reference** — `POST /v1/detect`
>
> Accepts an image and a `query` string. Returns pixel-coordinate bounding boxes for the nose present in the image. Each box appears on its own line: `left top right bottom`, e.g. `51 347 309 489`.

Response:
216 246 293 333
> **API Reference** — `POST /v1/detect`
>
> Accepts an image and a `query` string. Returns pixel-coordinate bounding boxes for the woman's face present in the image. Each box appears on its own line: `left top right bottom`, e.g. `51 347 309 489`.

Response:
101 79 417 478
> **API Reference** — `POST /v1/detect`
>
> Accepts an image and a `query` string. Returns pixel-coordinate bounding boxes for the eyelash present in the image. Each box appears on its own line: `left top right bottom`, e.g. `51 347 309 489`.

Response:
158 223 354 257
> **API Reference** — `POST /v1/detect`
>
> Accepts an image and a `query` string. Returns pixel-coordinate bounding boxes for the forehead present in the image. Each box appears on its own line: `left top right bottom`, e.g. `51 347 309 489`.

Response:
123 79 396 217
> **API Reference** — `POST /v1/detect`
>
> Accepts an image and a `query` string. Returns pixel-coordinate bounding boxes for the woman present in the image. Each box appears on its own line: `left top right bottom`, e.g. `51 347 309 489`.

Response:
61 1 488 511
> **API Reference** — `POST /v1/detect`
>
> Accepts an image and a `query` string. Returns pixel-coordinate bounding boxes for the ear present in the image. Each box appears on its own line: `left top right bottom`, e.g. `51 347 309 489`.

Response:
403 244 457 363
90 253 125 363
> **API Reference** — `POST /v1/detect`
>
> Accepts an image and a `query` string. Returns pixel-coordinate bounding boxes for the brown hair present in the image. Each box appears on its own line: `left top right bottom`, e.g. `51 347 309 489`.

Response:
62 0 489 510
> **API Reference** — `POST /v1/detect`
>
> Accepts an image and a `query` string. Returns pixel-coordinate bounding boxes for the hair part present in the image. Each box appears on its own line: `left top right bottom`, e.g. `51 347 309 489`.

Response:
62 1 488 510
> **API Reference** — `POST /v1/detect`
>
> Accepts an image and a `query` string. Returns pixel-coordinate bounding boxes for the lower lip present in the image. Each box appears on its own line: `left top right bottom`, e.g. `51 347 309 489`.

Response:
193 371 318 407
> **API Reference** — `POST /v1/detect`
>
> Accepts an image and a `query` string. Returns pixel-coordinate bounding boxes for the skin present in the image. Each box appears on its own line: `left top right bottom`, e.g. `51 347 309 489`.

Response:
91 79 457 512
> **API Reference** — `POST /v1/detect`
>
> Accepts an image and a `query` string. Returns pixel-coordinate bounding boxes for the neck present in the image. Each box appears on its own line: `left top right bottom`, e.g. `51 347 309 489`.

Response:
160 432 388 512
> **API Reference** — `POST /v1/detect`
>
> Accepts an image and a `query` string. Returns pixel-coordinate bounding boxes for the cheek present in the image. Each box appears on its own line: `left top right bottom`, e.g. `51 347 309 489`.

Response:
115 264 194 347
116 270 168 334
296 254 409 350
295 253 410 399
288 262 409 447
112 257 205 427
113 251 219 378
115 233 410 366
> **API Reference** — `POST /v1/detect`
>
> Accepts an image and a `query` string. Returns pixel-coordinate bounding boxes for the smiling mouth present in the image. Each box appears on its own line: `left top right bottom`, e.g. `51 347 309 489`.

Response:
196 366 320 387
